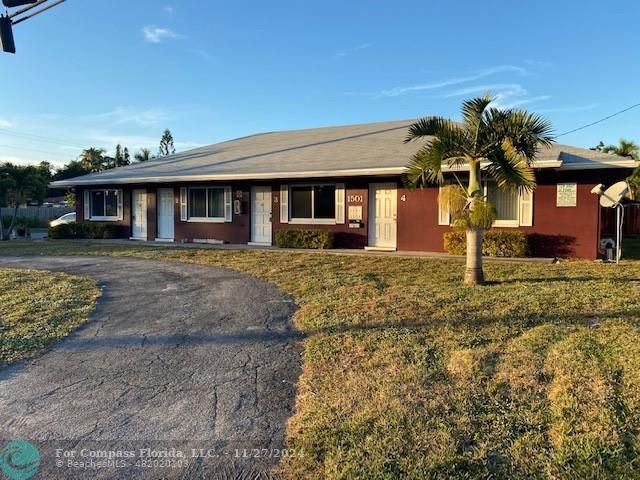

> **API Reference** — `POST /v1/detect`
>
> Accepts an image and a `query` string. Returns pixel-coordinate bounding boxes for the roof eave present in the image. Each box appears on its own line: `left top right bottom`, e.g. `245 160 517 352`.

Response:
49 167 408 187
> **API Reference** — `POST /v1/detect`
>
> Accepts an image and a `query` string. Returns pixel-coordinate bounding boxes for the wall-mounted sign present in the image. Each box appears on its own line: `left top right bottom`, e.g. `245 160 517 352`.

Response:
557 183 577 207
235 190 243 199
348 205 363 221
347 194 364 203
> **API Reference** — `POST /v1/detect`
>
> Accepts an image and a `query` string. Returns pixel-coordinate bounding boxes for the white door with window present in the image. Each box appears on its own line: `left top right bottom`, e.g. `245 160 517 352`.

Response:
251 186 272 244
132 189 147 239
368 183 397 249
157 188 174 241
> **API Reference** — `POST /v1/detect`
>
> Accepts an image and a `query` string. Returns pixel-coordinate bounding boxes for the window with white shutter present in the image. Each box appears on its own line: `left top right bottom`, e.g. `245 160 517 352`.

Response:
335 183 345 224
280 185 289 223
438 186 451 226
180 187 187 221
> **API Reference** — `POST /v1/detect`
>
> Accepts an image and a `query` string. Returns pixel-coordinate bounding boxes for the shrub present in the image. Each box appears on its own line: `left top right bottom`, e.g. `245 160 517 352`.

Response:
443 229 529 257
275 229 335 249
48 222 120 240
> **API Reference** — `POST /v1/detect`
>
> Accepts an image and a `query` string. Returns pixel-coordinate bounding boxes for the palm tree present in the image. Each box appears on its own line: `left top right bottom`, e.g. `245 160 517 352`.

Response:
0 163 48 240
79 147 107 172
404 93 554 284
134 148 152 162
602 139 639 159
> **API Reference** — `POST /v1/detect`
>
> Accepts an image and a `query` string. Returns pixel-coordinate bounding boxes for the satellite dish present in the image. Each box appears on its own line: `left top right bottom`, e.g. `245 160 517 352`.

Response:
600 181 629 208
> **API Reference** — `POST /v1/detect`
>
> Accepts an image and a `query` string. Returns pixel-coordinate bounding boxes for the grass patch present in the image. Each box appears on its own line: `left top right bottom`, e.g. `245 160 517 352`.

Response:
0 267 99 365
2 240 640 478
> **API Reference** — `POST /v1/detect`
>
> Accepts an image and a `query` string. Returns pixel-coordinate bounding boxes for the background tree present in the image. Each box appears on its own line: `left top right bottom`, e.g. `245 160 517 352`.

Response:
602 138 639 159
79 147 107 172
404 93 554 284
50 160 92 199
158 129 176 157
0 163 48 240
112 144 131 167
135 148 152 162
113 144 123 168
64 189 76 208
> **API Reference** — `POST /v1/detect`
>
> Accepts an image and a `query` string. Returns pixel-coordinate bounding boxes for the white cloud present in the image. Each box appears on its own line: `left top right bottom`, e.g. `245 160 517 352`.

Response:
88 107 169 127
443 83 528 98
188 48 217 61
440 82 550 110
380 65 527 97
142 26 181 44
0 118 12 128
336 42 372 58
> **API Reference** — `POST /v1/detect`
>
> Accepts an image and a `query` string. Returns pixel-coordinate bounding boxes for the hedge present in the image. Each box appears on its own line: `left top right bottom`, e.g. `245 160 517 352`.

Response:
443 229 529 257
48 222 120 240
275 229 335 249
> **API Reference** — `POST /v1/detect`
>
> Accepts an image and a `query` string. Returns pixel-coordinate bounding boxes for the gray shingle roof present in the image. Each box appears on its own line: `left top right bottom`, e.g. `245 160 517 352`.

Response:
52 119 637 186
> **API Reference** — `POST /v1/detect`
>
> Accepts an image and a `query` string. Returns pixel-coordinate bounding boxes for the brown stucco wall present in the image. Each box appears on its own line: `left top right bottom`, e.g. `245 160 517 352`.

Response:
271 179 370 248
396 169 632 259
173 183 251 244
74 168 631 258
76 186 132 238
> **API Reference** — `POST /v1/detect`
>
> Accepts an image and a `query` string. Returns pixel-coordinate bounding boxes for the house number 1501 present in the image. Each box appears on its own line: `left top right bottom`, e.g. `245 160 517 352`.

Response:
347 195 363 203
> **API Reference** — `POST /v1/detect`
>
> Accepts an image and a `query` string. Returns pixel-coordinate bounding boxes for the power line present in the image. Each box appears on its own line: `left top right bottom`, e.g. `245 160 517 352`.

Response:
555 102 640 138
0 128 85 149
0 143 72 158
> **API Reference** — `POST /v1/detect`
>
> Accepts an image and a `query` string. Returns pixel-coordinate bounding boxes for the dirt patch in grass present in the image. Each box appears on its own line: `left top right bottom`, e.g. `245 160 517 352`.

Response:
0 267 99 365
2 241 640 478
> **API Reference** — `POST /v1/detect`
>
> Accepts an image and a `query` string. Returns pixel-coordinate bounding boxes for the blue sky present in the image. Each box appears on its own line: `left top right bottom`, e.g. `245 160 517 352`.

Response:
1 0 639 167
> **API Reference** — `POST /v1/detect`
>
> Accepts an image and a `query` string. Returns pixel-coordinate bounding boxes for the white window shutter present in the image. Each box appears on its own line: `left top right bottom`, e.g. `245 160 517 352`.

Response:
224 186 232 222
438 186 450 225
519 189 534 226
335 183 345 224
83 190 90 220
180 187 188 221
117 189 123 220
280 185 289 223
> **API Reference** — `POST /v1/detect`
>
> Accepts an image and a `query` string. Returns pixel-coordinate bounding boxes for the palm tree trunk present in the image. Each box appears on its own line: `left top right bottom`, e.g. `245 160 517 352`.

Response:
464 227 484 285
464 159 485 285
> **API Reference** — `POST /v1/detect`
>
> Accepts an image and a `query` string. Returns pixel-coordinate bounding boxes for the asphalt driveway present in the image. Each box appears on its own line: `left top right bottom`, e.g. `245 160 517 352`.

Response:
0 256 302 479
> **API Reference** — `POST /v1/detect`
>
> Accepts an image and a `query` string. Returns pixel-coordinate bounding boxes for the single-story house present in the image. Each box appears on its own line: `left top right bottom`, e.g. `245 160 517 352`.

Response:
51 120 637 259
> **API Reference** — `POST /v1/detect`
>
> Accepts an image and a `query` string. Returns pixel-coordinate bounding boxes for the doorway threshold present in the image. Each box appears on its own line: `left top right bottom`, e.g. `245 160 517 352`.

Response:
364 246 397 252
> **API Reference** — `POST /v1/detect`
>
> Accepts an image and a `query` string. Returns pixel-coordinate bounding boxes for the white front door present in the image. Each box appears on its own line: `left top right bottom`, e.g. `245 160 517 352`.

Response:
132 189 147 239
368 183 397 249
251 186 272 244
157 188 174 240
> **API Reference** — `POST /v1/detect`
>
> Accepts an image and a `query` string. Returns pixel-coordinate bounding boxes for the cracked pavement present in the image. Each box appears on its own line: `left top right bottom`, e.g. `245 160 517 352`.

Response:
0 256 302 479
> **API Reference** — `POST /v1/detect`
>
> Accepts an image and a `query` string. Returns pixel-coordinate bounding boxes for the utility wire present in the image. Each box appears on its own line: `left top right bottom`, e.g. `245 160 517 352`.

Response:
555 102 640 138
0 128 85 149
0 144 72 158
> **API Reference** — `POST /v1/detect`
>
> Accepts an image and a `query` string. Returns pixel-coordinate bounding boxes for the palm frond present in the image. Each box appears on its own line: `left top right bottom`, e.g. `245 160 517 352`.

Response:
403 141 445 188
461 93 494 134
404 116 457 143
484 138 536 191
487 108 554 161
439 184 467 217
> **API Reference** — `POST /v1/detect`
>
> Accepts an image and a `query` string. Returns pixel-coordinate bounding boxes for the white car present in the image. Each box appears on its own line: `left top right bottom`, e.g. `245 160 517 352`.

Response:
50 212 76 227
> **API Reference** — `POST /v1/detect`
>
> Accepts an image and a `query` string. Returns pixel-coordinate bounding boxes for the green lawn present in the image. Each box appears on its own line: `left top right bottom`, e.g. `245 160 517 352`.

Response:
0 266 99 365
2 240 640 479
